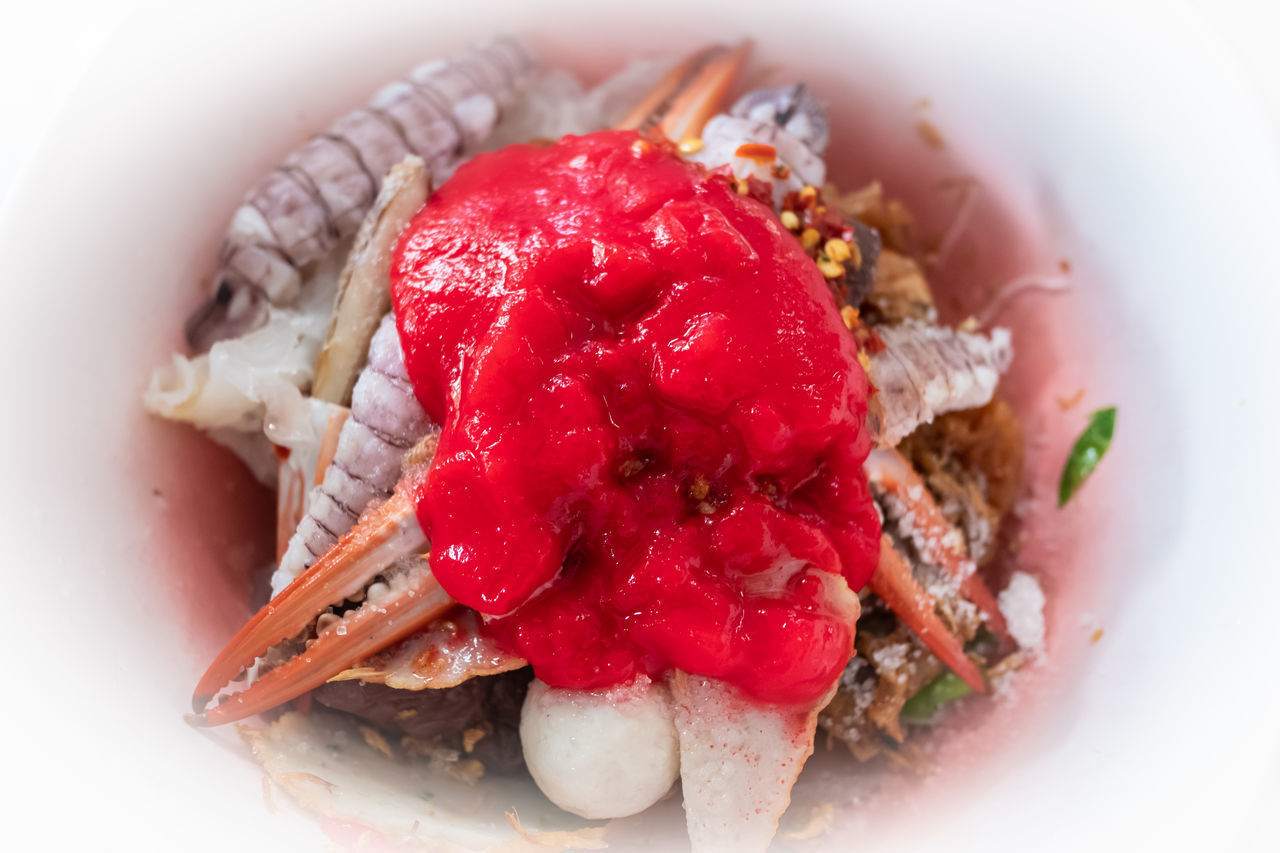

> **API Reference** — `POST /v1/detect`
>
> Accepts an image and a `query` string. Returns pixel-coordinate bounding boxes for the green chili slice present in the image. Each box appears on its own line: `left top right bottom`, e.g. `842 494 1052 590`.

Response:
1058 406 1116 507
901 670 974 720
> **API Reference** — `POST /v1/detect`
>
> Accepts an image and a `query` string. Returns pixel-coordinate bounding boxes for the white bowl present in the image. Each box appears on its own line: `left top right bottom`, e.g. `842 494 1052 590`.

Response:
3 1 1279 850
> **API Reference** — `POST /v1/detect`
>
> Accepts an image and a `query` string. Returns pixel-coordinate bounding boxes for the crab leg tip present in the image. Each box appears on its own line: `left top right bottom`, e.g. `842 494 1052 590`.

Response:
197 575 452 727
184 712 211 728
866 448 1013 645
615 43 726 132
657 39 753 143
193 484 444 725
872 535 987 695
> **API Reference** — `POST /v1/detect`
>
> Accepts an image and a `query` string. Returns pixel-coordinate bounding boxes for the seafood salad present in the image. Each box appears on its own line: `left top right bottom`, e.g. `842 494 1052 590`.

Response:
146 36 1062 852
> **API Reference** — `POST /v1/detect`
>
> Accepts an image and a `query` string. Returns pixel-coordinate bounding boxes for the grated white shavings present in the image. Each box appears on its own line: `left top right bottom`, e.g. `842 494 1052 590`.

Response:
827 659 877 733
998 571 1046 652
939 492 994 560
870 642 911 673
882 491 969 576
852 682 876 715
963 512 993 561
920 562 960 600
838 657 877 710
894 507 918 541
838 658 864 690
953 597 979 628
991 668 1018 697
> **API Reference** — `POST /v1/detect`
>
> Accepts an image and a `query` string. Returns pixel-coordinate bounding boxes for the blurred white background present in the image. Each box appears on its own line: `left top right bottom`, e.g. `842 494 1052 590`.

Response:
1 1 1276 849
2 0 1278 209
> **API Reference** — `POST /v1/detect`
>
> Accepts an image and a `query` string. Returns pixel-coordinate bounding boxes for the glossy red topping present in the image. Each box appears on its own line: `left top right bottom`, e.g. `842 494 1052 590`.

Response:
391 131 879 704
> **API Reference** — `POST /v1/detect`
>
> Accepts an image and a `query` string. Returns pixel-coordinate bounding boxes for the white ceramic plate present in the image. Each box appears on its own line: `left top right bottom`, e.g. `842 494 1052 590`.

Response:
3 1 1279 850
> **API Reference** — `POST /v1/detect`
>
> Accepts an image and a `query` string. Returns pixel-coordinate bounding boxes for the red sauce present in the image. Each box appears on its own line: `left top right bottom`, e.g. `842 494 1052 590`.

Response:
390 131 879 705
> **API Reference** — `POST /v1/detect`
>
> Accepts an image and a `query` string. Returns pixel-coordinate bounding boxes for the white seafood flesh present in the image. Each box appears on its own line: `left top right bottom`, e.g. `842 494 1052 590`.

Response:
687 85 829 210
311 156 431 406
520 676 680 820
669 672 837 853
331 609 526 690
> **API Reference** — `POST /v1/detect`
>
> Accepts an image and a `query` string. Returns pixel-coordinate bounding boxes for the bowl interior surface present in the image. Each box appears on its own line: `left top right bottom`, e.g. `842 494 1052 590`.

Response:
3 1 1279 850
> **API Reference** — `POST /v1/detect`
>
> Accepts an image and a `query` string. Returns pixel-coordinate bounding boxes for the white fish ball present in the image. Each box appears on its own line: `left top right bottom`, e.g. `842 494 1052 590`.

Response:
520 675 679 820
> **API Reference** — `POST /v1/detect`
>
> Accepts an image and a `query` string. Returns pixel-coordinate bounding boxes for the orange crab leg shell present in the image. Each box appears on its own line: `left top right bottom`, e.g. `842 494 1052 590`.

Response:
614 44 727 132
870 535 987 694
194 571 452 726
865 447 1011 641
193 483 428 710
656 40 752 144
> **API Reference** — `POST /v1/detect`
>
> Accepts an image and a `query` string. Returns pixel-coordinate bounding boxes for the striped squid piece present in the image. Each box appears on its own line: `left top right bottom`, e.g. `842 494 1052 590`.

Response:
186 37 537 351
867 320 1013 447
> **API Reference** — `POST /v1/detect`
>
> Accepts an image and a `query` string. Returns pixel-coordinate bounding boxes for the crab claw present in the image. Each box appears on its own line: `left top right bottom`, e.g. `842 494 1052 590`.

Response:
615 44 728 132
871 534 986 694
615 41 752 142
658 40 752 144
191 466 453 726
865 446 1011 641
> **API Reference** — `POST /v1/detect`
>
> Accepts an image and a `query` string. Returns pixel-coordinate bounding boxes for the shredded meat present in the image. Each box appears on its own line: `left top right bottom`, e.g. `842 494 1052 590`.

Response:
859 627 945 742
898 397 1024 564
862 249 936 325
819 600 946 761
824 180 917 256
